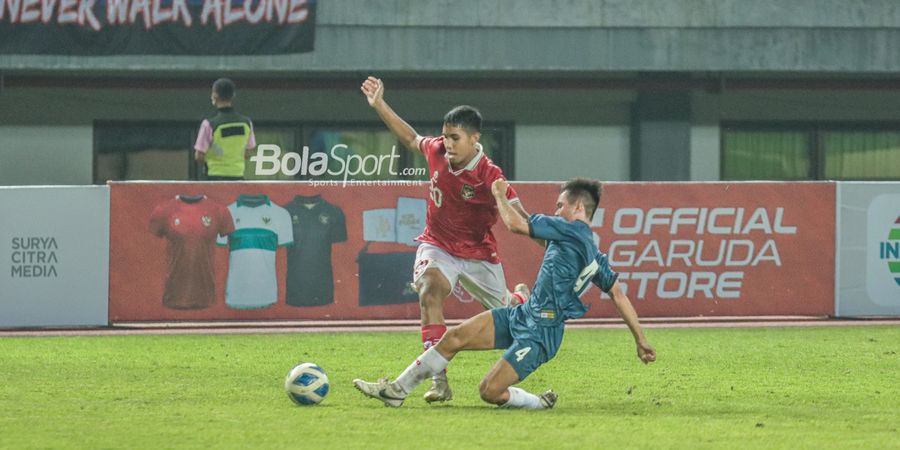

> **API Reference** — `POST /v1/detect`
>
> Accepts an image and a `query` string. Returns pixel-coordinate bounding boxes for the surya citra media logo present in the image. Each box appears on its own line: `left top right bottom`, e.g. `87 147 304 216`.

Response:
866 193 900 306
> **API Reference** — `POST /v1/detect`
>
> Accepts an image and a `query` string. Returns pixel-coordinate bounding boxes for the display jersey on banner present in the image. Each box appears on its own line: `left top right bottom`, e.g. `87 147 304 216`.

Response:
284 194 347 307
0 0 317 55
217 194 294 310
108 181 836 322
0 186 109 327
149 194 234 310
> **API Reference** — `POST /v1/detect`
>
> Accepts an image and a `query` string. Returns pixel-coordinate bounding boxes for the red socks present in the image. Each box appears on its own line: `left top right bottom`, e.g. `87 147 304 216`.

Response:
421 324 447 350
510 291 527 305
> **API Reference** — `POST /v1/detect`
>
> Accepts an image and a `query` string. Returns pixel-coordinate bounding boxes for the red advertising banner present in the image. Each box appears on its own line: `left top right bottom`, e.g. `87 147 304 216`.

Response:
108 181 834 322
585 182 835 317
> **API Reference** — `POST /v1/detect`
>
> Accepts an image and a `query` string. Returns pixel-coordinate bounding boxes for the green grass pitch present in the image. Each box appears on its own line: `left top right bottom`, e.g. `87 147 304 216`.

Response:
1 326 898 449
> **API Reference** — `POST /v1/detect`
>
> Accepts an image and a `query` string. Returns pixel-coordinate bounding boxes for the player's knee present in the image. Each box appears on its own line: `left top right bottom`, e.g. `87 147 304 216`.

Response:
416 279 444 309
478 378 505 405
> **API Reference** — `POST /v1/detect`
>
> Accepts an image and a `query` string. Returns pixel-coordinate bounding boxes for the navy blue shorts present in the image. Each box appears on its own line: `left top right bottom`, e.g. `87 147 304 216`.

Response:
491 305 563 381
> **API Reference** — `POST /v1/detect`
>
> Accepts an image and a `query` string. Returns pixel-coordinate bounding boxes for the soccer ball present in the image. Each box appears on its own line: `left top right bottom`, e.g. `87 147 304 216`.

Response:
284 362 330 406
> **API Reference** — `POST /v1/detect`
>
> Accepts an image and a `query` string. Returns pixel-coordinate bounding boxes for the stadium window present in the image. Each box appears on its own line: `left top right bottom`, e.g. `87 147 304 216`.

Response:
822 131 900 180
721 129 811 180
721 124 900 181
93 122 195 183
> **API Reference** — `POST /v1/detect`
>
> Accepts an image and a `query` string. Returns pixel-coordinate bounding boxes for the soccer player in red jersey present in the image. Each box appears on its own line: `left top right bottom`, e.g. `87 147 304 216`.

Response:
361 76 530 403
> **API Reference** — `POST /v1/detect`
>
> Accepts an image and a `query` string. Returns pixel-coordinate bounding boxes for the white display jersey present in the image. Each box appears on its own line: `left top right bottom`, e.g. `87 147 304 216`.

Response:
217 195 294 309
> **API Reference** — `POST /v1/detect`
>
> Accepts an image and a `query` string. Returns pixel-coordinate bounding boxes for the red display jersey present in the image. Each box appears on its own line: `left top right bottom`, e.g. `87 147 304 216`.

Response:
417 136 519 263
149 195 234 309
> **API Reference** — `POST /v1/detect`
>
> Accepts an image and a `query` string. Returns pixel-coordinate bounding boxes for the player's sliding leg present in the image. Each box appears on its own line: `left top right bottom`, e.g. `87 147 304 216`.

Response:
414 268 454 402
352 311 496 407
486 306 555 409
479 359 556 410
396 310 497 394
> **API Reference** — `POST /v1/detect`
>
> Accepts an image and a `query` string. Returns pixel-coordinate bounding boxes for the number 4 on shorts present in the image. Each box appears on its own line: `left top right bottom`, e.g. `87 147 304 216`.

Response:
515 347 531 362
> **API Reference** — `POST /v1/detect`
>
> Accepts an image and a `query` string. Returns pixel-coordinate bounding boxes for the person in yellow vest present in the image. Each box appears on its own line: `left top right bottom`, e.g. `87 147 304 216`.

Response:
194 78 256 181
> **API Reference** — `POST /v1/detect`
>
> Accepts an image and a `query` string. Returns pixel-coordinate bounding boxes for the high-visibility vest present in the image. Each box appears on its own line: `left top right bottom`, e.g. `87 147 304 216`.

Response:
205 108 253 177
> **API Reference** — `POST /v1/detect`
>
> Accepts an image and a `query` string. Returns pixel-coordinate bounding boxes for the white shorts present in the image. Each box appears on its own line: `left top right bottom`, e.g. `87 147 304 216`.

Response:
413 243 511 309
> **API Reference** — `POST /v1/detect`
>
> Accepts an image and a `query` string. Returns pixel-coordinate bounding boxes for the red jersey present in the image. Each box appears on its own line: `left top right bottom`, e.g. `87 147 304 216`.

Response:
149 195 234 309
417 136 519 263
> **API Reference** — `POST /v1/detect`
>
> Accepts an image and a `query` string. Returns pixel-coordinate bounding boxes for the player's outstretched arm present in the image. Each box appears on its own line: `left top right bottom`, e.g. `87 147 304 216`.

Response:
608 281 656 364
491 179 529 235
508 200 546 248
360 76 420 152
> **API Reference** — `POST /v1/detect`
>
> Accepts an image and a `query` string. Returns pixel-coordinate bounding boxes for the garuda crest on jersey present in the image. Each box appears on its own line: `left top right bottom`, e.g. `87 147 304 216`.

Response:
461 184 476 200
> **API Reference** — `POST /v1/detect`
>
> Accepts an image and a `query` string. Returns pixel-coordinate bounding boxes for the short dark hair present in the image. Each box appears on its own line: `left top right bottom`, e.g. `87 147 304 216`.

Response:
443 105 482 133
561 178 602 220
212 78 235 100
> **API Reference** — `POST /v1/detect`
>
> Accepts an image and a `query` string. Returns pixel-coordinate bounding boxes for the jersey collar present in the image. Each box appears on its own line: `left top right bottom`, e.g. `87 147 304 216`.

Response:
176 194 206 204
237 194 271 207
448 143 484 175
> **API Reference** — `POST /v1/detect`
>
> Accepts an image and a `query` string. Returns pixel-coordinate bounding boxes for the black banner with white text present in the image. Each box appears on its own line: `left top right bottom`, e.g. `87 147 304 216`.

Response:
0 0 316 55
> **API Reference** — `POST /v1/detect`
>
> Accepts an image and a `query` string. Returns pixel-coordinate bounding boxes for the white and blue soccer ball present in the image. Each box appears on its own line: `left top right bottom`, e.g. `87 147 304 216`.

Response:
285 362 330 406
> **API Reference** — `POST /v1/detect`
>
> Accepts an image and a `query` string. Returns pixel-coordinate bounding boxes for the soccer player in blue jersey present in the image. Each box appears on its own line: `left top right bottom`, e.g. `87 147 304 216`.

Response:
354 178 656 409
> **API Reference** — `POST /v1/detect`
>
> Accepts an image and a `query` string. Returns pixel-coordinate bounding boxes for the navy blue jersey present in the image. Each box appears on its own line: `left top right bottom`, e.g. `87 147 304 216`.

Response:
525 214 618 326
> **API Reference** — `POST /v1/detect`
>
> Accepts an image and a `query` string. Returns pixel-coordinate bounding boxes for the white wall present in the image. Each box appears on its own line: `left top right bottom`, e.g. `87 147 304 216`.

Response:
515 126 630 181
690 91 722 181
0 126 93 185
690 125 721 180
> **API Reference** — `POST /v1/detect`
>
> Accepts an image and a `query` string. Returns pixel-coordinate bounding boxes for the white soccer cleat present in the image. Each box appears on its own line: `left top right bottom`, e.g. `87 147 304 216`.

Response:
539 389 558 409
352 378 406 407
423 374 453 403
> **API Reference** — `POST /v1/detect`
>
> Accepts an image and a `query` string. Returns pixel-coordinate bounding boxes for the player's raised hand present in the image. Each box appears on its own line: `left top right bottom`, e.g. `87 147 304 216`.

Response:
637 340 656 364
491 179 509 198
361 76 384 107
